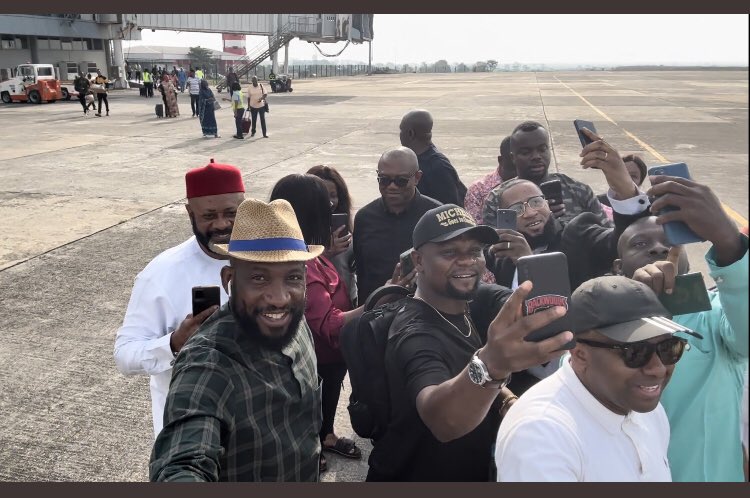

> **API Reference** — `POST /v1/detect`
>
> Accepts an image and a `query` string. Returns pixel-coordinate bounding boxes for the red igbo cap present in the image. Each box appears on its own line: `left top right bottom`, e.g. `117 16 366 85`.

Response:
185 159 245 198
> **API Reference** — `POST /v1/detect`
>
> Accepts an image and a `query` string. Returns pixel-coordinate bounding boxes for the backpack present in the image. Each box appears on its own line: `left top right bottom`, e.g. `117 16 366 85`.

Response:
74 77 84 93
340 284 411 441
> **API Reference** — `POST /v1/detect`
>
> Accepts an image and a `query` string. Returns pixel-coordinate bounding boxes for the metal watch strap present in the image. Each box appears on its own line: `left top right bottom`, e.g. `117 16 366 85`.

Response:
472 350 511 389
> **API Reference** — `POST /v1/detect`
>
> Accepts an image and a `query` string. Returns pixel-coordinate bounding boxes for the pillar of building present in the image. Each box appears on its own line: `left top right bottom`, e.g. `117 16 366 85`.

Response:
110 38 128 88
29 36 39 64
269 36 278 74
283 42 289 74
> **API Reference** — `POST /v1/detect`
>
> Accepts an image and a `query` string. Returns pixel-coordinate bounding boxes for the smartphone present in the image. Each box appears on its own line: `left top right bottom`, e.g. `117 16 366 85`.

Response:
539 179 563 208
658 272 712 316
192 286 221 318
331 213 349 235
573 119 597 147
516 252 575 349
647 163 705 245
496 209 517 230
399 248 415 276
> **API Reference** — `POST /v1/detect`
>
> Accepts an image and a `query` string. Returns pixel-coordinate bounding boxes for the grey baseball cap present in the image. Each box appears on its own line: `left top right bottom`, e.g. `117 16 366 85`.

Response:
568 276 700 343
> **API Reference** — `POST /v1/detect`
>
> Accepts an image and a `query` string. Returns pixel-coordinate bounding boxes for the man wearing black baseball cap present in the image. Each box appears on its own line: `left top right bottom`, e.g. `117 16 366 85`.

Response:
495 275 700 481
366 204 575 481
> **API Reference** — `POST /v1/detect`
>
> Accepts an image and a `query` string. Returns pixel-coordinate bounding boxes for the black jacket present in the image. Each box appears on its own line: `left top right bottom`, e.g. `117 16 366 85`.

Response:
487 209 649 291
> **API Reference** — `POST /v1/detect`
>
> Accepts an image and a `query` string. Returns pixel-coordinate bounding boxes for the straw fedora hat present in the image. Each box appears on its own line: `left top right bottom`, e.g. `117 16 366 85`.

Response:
213 198 324 262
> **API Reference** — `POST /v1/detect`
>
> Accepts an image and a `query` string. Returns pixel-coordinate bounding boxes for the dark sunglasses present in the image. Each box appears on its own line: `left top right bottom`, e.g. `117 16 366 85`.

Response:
376 173 415 187
576 336 689 369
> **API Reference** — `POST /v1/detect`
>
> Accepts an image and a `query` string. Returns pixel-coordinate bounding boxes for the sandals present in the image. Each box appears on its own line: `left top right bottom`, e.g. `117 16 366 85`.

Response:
322 436 362 460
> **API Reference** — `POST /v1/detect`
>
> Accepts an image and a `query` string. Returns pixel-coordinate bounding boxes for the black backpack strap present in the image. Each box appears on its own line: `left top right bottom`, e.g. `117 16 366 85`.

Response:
364 284 410 312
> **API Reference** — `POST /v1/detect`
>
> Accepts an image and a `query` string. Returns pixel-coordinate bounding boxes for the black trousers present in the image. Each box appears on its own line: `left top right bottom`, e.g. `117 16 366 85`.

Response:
250 107 267 136
145 82 153 97
234 108 245 136
190 94 199 116
97 93 109 113
317 362 347 438
78 93 87 112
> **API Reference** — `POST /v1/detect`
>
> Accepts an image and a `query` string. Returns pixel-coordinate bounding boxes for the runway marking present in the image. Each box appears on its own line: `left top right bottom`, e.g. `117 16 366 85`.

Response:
553 76 747 227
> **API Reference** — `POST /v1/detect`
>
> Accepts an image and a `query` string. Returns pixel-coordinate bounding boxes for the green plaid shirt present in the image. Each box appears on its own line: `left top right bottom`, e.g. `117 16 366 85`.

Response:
483 173 611 227
149 304 322 482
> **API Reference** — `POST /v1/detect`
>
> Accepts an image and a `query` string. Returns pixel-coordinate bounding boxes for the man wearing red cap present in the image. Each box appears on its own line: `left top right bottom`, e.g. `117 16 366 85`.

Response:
115 159 245 437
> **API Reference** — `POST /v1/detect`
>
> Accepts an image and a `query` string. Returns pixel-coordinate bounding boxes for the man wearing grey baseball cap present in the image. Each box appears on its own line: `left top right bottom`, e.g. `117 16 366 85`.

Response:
495 275 701 482
367 204 575 481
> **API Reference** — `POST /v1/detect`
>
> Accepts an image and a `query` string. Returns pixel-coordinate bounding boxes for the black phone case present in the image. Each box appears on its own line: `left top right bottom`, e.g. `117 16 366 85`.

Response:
516 252 575 348
496 209 517 230
539 180 563 205
647 163 705 245
573 119 597 147
331 213 349 234
192 286 221 317
399 249 415 275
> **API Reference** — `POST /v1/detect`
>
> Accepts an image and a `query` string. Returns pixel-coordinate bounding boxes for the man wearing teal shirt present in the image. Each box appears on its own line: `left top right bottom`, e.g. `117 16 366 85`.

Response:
613 175 748 481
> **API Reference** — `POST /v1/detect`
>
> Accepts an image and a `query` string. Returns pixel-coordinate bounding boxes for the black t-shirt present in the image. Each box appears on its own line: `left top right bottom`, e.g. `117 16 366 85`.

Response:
416 144 467 206
353 191 441 304
368 284 512 481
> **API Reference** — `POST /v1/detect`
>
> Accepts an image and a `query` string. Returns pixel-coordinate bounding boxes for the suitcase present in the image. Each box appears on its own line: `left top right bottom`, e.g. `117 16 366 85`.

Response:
155 104 164 118
241 111 251 134
139 86 147 97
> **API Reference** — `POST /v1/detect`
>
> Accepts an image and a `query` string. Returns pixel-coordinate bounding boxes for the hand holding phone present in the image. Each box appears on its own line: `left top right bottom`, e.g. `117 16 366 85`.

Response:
331 213 349 236
573 119 597 147
515 252 575 349
647 163 705 245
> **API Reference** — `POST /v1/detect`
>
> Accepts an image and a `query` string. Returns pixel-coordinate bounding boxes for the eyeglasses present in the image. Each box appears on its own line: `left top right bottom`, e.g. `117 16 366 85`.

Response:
506 195 547 216
376 172 415 187
576 336 689 369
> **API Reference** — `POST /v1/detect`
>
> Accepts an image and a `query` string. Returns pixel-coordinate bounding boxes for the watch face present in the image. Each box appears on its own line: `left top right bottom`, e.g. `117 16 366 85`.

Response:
468 361 484 385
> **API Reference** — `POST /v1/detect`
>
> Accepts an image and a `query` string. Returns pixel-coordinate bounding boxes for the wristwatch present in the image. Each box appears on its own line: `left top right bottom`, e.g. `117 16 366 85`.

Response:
468 350 511 389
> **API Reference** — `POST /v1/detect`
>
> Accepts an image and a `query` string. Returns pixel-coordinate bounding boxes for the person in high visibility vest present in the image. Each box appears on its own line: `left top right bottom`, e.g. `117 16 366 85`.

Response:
143 69 154 97
195 67 205 80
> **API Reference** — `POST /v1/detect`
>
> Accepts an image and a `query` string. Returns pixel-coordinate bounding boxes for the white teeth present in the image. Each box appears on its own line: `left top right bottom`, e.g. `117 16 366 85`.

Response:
263 312 285 320
639 385 659 392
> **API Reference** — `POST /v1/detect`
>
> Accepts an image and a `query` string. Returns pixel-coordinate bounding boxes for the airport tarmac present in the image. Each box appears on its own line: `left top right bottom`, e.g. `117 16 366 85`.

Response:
0 70 747 481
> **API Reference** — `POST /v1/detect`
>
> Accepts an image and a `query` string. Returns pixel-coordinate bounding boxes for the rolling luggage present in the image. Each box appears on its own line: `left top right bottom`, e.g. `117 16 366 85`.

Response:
155 104 164 118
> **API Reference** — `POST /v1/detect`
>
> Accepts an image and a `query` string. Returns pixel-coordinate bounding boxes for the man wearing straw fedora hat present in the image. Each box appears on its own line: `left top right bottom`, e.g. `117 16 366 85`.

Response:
115 159 245 438
150 198 324 482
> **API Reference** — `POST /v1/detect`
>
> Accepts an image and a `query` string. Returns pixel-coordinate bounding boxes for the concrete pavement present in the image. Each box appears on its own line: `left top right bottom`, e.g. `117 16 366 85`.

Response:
0 70 746 481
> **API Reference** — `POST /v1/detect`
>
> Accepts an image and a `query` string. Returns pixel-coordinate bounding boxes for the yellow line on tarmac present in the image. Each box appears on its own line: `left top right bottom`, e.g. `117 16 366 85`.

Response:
553 76 748 227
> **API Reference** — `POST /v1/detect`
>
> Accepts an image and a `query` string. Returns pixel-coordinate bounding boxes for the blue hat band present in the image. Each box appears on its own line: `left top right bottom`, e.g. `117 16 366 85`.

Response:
228 237 308 252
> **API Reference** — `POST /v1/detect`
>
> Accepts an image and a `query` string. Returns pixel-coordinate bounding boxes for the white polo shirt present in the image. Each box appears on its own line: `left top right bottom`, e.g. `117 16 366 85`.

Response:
495 359 672 482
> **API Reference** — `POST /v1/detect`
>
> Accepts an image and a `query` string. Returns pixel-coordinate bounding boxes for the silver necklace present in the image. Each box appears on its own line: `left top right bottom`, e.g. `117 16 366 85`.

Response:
412 296 473 339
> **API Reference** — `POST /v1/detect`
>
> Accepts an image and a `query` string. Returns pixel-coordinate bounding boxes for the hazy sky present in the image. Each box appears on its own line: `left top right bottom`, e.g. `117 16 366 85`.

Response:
124 14 749 66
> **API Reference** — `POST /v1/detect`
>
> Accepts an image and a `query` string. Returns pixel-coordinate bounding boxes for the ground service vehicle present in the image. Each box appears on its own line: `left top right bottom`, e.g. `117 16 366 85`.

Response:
0 64 70 104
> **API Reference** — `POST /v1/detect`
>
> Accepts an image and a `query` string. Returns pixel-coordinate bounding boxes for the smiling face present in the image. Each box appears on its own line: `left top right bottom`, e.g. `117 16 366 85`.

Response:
221 260 307 350
499 181 551 238
414 234 485 303
187 192 244 258
614 217 690 277
572 330 676 414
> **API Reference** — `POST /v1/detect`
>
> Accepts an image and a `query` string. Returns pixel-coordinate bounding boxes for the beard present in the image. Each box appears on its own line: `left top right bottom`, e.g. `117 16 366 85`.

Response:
445 275 480 301
229 285 304 351
190 214 232 257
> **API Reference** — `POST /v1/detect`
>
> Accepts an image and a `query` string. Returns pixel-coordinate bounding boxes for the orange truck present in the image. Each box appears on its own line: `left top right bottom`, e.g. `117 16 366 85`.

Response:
0 63 69 104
